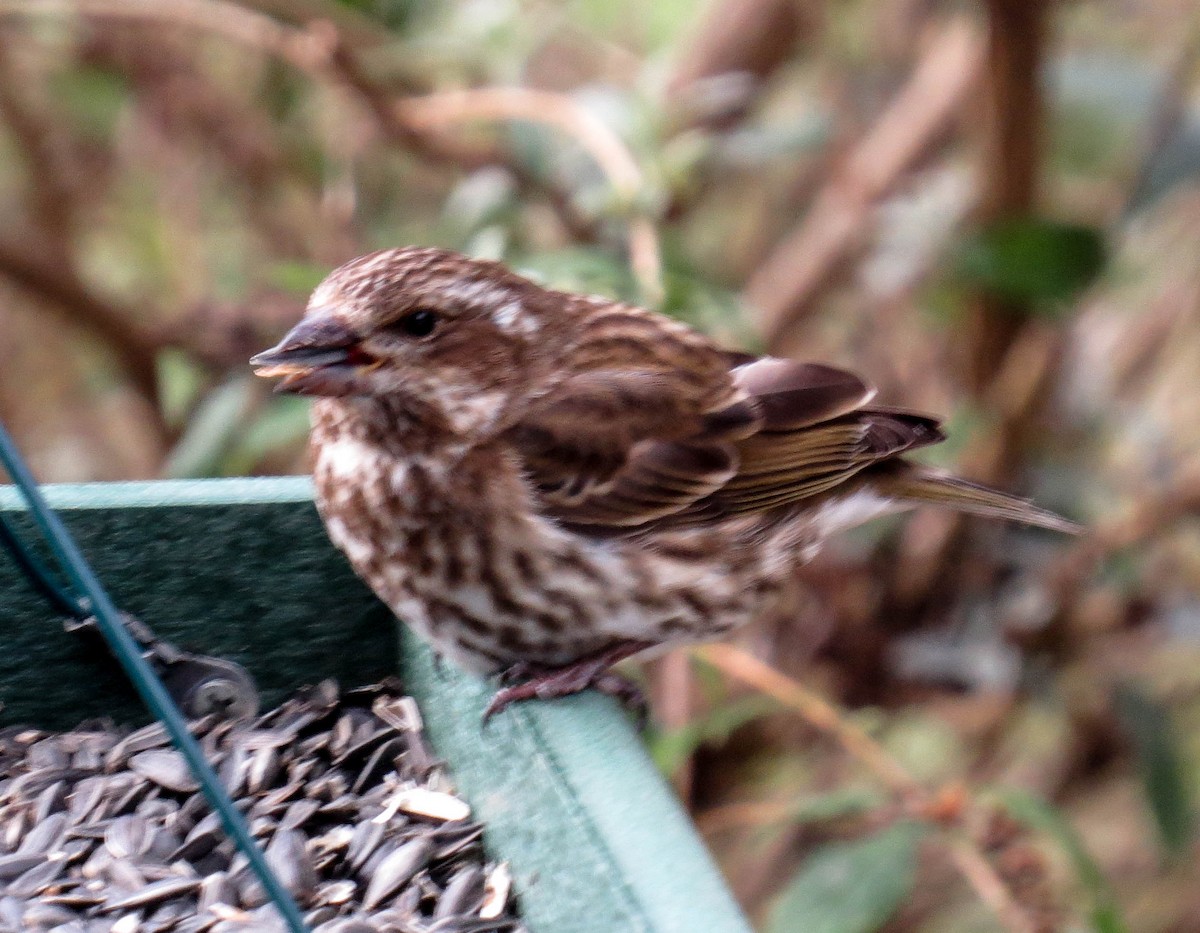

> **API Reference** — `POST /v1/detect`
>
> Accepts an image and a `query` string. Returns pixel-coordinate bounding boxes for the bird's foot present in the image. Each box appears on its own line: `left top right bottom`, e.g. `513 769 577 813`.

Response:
485 641 652 726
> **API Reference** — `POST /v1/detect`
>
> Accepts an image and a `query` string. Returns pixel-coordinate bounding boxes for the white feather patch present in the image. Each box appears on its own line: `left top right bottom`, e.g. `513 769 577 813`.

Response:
318 436 382 481
808 490 898 536
492 299 535 335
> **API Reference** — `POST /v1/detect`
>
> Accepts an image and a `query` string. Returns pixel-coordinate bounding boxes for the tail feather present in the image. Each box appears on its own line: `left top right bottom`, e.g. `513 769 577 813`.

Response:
879 468 1081 535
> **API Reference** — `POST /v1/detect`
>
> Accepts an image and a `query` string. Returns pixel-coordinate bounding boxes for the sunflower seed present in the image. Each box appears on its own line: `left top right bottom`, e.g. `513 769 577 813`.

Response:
11 854 66 895
1 682 520 928
21 901 78 927
264 828 316 900
376 786 470 824
18 810 68 854
434 865 486 919
129 750 199 794
361 837 433 910
104 814 151 859
0 852 44 880
480 863 512 920
346 819 385 873
102 877 201 913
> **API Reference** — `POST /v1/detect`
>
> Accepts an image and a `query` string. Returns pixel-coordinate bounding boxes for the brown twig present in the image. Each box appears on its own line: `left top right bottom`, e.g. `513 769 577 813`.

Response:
946 835 1040 933
2 1 659 290
696 798 809 835
0 40 80 249
694 644 1038 933
321 39 603 245
1018 459 1200 633
694 644 922 796
0 237 299 379
0 237 162 406
0 0 324 72
395 88 663 306
745 18 985 355
666 0 817 129
650 651 698 803
960 0 1048 395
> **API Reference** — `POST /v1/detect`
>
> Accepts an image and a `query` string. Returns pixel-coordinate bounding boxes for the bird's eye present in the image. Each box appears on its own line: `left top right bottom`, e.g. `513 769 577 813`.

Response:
391 308 439 338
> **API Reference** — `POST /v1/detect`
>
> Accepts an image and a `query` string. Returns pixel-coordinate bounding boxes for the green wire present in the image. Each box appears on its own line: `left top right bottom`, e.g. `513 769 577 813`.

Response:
0 512 86 619
0 422 308 933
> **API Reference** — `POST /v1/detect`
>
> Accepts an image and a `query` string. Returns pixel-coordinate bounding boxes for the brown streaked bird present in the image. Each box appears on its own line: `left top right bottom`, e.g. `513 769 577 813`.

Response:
251 247 1077 718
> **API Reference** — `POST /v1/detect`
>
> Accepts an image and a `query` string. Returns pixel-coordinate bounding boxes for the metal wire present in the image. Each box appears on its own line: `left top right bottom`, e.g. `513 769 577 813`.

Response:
0 421 308 933
0 511 87 618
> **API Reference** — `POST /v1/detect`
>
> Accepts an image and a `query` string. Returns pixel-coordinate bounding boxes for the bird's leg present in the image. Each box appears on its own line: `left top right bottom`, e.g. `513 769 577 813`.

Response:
484 640 652 724
591 671 649 731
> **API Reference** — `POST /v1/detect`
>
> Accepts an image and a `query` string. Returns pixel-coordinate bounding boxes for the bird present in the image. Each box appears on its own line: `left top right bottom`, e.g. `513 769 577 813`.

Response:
250 246 1078 719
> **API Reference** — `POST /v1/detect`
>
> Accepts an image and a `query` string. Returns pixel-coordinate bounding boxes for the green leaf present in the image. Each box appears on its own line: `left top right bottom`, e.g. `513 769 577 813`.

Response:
767 821 924 933
954 218 1106 310
1113 683 1195 858
161 377 260 479
156 350 207 427
222 396 313 475
511 249 636 302
334 0 423 30
647 694 778 776
50 65 128 142
994 788 1128 933
784 788 883 825
265 260 332 296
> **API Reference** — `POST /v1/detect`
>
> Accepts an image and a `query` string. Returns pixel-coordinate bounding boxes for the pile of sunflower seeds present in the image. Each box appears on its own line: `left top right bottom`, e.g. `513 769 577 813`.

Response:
0 679 522 932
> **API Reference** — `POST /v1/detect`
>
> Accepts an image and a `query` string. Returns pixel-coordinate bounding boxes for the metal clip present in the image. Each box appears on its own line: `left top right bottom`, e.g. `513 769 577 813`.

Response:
65 612 259 721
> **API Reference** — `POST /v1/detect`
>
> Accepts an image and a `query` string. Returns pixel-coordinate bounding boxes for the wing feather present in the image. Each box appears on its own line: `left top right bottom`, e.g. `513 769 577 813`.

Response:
505 309 944 531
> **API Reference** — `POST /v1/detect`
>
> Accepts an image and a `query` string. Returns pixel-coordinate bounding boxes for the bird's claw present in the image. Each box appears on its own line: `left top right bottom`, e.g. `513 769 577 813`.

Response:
483 642 651 727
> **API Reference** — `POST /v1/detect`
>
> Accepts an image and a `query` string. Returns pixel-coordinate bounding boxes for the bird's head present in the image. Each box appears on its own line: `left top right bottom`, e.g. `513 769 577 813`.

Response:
251 247 562 436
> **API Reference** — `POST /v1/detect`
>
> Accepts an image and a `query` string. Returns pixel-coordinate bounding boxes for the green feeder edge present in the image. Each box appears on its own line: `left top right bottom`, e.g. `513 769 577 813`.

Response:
0 477 751 933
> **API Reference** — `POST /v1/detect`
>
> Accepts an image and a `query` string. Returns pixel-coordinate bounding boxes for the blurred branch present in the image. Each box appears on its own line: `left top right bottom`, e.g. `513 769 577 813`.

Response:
666 0 817 130
1 2 643 280
961 0 1048 395
697 798 820 836
885 2 1054 619
0 40 80 248
745 18 984 355
0 237 162 406
650 651 698 803
0 0 326 71
323 38 604 243
695 644 920 796
694 644 1041 933
396 88 663 306
0 237 299 393
966 321 1065 486
1016 459 1200 635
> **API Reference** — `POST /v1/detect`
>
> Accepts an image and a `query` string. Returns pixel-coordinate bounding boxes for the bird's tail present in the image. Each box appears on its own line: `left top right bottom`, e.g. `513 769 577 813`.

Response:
875 466 1081 535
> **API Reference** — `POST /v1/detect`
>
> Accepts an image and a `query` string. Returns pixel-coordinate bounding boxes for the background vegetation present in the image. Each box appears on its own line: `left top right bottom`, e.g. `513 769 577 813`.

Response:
1 0 1199 930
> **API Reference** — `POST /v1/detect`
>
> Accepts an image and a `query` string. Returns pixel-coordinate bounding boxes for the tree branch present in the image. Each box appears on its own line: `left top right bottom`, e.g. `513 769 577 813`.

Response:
745 18 984 354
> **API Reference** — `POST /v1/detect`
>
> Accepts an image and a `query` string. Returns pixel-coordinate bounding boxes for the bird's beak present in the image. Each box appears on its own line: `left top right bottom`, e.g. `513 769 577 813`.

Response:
250 314 375 395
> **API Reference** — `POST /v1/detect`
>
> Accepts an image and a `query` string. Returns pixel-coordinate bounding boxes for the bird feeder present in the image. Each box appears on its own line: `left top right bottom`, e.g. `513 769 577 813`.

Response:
0 477 750 933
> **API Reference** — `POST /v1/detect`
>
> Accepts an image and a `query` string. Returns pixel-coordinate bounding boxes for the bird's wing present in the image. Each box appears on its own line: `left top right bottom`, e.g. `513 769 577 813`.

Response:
505 306 758 525
508 309 935 529
680 405 943 521
660 357 942 523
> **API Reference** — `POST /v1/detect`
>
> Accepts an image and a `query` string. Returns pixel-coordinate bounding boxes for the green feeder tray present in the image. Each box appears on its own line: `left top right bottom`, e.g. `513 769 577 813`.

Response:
0 477 750 933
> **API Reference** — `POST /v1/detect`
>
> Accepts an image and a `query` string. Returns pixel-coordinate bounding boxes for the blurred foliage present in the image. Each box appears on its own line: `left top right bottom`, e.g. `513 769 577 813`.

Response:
997 788 1128 933
1113 684 1195 859
954 219 1107 311
767 822 925 933
1 0 1200 930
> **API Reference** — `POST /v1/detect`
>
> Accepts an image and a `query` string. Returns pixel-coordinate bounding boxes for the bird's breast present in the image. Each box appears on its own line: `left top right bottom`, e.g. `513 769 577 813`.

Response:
309 412 799 675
